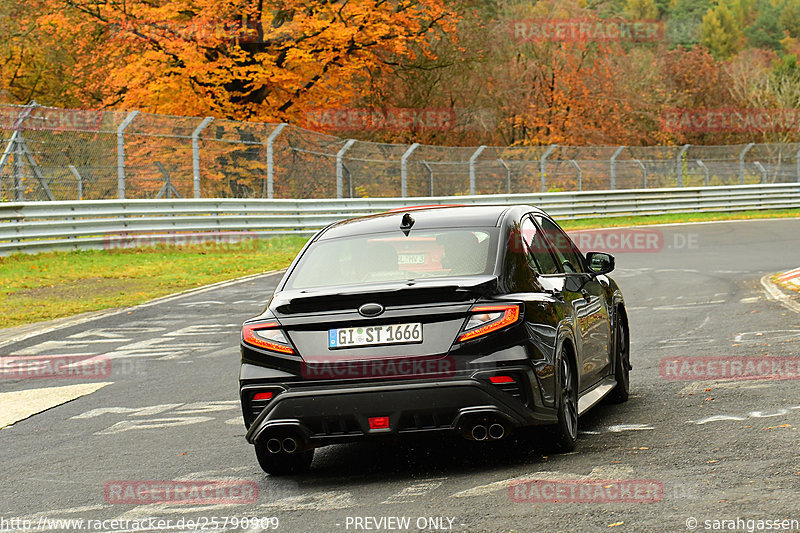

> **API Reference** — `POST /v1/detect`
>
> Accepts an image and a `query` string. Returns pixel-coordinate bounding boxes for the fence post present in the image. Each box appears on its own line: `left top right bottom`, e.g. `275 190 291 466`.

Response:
498 158 511 194
568 160 582 191
610 146 625 190
421 161 434 196
401 143 420 198
0 131 19 201
13 134 24 201
336 139 356 199
739 142 754 185
469 145 486 195
117 111 139 200
676 144 690 187
796 147 800 182
753 161 766 184
634 159 647 188
69 165 83 200
696 160 709 187
265 123 287 199
191 117 213 199
540 144 557 193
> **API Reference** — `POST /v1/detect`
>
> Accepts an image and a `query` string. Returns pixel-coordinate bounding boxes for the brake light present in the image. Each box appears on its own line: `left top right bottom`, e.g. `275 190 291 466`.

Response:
253 392 273 401
458 304 521 342
489 375 515 384
242 323 294 354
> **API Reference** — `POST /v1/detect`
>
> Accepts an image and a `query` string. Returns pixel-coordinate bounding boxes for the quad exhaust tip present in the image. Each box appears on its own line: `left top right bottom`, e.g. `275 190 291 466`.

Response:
471 425 488 441
266 438 282 454
281 437 298 454
488 423 505 440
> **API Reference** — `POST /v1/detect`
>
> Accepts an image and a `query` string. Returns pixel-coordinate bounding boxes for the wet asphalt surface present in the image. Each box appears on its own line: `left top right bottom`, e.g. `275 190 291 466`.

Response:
1 218 799 533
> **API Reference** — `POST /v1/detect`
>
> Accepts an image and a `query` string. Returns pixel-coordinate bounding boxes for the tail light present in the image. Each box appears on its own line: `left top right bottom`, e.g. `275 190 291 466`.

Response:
242 323 294 354
458 304 521 342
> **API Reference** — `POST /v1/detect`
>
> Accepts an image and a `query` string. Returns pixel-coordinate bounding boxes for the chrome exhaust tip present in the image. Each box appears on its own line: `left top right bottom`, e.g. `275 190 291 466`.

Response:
281 437 298 454
471 425 488 441
266 438 282 454
488 423 505 440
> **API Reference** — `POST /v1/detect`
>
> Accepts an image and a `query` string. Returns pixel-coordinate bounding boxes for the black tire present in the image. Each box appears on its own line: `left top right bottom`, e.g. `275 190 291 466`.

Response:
607 312 630 404
547 350 578 452
254 444 314 476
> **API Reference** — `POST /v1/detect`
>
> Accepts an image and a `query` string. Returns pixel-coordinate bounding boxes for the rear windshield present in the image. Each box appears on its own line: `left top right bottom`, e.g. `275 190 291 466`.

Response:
286 228 498 290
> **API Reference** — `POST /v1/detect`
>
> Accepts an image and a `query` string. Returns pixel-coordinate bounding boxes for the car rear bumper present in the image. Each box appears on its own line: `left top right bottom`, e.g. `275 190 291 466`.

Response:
242 368 558 447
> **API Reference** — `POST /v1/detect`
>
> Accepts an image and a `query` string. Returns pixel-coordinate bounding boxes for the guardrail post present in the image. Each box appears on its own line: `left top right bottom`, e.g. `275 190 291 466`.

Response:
754 161 766 184
400 143 420 198
69 165 83 200
696 160 709 186
540 144 557 193
739 142 754 185
117 111 139 200
498 158 511 194
469 145 486 195
191 117 214 199
634 159 647 188
676 144 690 187
568 160 582 191
610 146 625 190
265 123 287 199
336 139 356 199
421 160 434 196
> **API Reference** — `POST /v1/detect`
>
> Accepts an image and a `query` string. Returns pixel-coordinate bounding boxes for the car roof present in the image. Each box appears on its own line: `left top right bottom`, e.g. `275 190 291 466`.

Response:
317 204 547 240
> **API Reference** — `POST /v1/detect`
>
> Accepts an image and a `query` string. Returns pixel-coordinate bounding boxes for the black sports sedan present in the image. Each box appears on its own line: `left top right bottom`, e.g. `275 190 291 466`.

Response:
239 205 630 475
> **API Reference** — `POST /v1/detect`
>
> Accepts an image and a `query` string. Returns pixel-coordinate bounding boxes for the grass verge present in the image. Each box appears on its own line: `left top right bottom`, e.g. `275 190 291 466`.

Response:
0 236 308 329
2 208 799 329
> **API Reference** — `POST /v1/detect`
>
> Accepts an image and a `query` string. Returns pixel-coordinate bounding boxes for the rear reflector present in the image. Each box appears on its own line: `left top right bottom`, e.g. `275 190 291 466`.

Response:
368 416 390 429
253 392 273 401
490 375 514 384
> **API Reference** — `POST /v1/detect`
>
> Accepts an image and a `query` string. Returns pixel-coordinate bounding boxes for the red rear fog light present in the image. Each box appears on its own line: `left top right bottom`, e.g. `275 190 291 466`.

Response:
489 375 514 384
253 392 273 401
368 416 390 429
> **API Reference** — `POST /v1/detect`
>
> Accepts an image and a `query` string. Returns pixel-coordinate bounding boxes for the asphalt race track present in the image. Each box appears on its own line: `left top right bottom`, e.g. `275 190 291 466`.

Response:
1 218 799 533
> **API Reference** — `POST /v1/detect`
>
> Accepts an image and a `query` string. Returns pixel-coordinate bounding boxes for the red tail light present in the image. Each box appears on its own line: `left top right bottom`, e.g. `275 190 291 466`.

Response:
458 304 521 342
242 323 294 354
489 375 515 384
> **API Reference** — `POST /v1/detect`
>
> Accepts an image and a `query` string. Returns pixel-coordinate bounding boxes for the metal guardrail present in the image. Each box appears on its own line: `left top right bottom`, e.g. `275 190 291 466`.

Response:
1 183 799 254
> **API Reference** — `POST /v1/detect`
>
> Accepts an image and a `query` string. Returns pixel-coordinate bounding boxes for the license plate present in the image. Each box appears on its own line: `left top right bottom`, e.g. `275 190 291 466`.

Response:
328 323 423 349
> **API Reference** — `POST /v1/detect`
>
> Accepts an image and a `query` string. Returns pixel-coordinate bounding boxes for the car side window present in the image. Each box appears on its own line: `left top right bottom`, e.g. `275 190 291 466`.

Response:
534 215 586 274
520 217 559 275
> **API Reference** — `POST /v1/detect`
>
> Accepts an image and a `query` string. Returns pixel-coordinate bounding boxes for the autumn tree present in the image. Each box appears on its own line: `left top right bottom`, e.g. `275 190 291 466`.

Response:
14 1 458 123
701 0 746 58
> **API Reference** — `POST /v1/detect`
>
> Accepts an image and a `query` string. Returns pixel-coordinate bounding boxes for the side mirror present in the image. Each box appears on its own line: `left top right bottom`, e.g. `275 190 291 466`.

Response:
586 251 615 275
564 274 590 293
